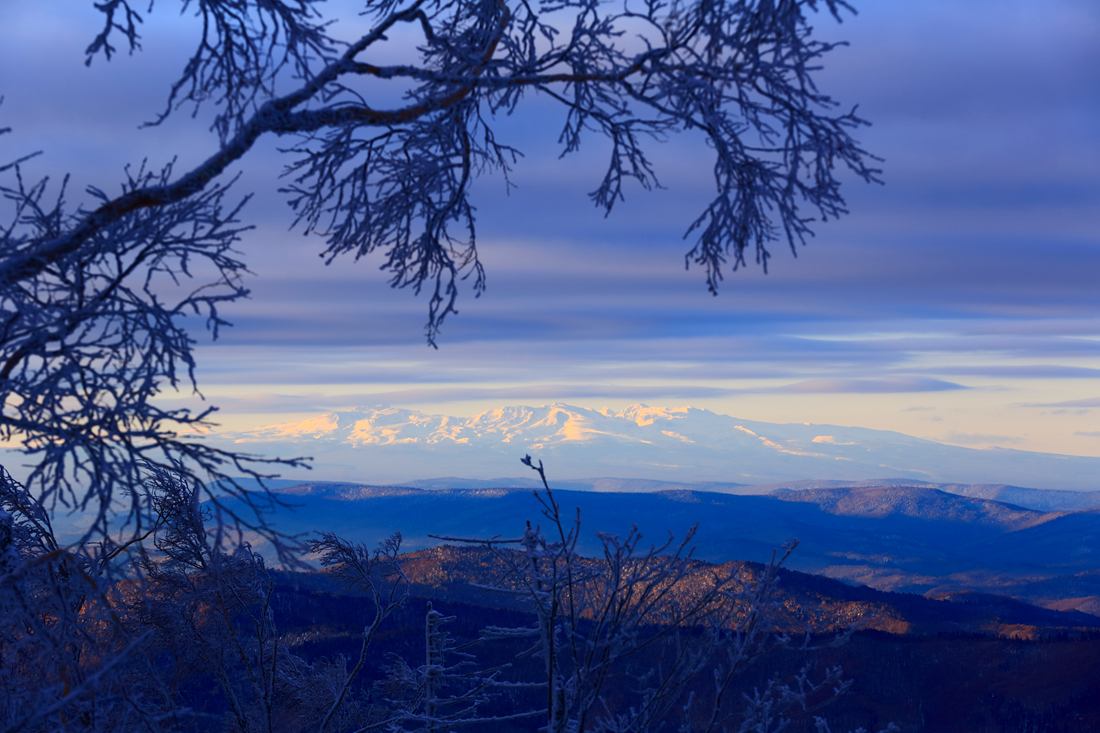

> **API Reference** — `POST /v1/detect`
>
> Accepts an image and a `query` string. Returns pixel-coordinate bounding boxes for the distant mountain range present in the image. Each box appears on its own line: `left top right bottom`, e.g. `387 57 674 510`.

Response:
222 482 1100 619
391 476 1100 513
219 403 1100 491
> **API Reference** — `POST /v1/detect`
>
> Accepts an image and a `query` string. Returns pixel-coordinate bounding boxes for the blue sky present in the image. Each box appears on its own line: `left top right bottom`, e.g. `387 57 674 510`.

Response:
2 0 1098 459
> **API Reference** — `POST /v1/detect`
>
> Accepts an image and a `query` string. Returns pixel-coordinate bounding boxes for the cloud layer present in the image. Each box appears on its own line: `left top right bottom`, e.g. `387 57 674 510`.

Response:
2 0 1098 459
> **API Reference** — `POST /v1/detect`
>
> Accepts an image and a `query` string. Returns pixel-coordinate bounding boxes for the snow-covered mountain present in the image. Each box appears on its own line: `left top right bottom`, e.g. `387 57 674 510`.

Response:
218 403 1100 491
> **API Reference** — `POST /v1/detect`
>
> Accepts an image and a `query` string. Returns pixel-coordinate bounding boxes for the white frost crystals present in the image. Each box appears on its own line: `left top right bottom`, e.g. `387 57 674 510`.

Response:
2 0 882 728
3 0 879 547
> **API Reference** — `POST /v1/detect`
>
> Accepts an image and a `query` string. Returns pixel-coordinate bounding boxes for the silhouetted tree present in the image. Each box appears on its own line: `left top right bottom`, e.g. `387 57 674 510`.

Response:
1 2 882 728
1 0 879 546
432 456 898 733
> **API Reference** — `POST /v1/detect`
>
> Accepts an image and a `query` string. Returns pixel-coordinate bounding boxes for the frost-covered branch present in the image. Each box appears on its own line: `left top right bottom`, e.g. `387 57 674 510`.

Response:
438 456 863 732
309 531 411 733
3 0 877 554
2 2 881 725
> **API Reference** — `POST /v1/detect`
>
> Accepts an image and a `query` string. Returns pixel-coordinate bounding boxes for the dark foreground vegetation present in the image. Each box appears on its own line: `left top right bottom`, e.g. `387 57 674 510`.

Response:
270 581 1100 733
4 461 1098 732
6 463 905 733
271 542 1100 732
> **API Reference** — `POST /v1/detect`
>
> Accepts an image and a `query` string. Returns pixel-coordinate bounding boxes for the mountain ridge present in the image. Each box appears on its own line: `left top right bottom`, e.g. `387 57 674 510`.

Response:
386 545 1100 637
219 482 1100 618
218 403 1100 490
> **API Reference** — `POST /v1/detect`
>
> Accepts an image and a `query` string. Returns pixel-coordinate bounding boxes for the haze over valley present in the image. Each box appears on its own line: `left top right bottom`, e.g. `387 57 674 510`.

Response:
202 403 1100 625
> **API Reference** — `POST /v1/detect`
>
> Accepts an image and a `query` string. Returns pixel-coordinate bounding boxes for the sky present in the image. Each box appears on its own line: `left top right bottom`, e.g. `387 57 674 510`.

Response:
2 0 1099 461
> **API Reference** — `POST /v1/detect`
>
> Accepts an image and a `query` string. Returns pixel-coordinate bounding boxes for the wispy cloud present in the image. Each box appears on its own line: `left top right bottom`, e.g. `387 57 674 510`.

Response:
777 377 967 394
1022 397 1100 408
163 385 742 414
3 1 1098 458
913 365 1100 379
943 432 1025 446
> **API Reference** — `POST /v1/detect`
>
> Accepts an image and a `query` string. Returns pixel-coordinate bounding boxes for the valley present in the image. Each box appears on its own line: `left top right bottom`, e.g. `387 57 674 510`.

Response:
266 544 1100 732
224 480 1100 620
